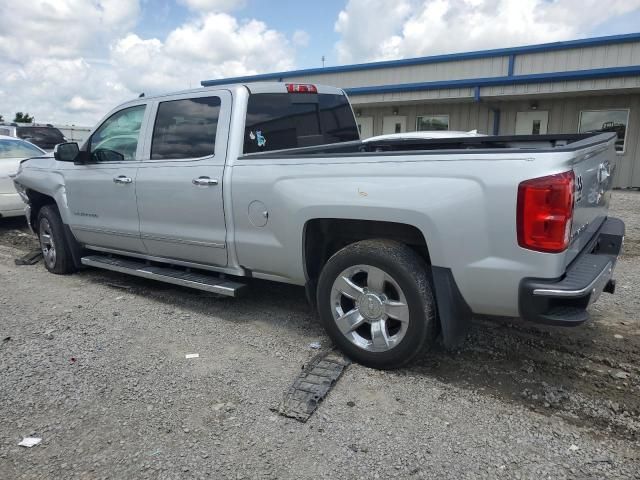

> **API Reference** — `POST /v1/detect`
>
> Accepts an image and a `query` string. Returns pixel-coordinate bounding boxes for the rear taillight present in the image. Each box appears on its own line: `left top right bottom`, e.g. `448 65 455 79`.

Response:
286 83 318 93
517 171 575 253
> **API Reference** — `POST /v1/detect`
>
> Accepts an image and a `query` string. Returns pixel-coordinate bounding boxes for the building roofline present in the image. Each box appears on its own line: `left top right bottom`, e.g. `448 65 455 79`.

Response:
342 65 640 96
201 32 640 87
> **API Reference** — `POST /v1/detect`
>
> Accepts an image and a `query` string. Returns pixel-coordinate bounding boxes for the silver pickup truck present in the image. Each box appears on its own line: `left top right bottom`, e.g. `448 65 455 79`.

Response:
13 82 625 368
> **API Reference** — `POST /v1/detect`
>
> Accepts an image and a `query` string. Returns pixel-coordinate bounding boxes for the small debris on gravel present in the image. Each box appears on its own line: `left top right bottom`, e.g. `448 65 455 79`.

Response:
18 437 42 448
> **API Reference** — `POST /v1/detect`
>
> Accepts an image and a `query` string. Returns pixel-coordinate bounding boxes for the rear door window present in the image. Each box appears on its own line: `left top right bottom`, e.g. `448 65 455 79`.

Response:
243 93 359 153
151 96 221 160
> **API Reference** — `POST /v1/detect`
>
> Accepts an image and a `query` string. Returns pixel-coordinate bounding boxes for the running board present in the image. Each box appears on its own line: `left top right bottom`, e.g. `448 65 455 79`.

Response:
81 255 246 297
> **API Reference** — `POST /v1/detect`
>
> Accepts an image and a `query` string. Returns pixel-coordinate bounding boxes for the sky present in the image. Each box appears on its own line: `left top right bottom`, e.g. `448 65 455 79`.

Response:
1 0 640 126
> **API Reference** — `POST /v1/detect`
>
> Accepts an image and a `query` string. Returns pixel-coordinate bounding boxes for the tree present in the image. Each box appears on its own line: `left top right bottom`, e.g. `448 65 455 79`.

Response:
0 114 3 122
14 112 34 123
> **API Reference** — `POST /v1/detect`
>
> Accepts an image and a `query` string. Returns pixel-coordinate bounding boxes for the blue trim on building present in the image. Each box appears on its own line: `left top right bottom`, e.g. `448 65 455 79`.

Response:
507 54 515 77
474 86 481 102
341 65 640 96
201 32 640 87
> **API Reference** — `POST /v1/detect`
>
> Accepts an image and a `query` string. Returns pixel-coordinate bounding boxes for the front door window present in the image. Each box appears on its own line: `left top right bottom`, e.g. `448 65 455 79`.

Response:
90 105 146 162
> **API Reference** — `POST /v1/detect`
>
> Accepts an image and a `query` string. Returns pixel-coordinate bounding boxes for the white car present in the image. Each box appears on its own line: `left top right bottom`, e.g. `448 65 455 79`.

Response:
0 135 46 218
364 130 485 142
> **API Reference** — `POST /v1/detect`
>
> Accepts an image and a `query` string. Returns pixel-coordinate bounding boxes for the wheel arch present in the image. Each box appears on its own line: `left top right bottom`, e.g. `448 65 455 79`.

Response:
302 218 431 288
303 218 473 349
26 189 57 230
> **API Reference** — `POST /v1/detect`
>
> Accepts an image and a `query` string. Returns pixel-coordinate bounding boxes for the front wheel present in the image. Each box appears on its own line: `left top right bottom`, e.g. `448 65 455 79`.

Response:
316 239 437 369
37 205 77 275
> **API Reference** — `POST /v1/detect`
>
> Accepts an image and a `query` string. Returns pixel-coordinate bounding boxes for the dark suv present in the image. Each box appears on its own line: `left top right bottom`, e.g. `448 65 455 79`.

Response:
0 124 66 151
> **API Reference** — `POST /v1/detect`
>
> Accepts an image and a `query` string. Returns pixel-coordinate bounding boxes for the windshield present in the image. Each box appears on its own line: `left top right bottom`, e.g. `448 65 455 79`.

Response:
243 93 359 153
0 139 44 159
16 126 65 149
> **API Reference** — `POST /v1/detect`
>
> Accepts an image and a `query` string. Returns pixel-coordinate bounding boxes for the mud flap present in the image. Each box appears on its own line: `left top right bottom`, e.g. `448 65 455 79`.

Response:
276 350 351 422
431 266 473 348
63 224 86 269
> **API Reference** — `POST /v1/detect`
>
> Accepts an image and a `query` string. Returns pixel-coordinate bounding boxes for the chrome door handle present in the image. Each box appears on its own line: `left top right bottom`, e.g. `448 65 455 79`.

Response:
192 176 219 186
113 175 133 184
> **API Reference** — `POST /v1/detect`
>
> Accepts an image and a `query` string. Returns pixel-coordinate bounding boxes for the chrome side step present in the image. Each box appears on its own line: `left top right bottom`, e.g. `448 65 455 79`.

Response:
81 255 246 297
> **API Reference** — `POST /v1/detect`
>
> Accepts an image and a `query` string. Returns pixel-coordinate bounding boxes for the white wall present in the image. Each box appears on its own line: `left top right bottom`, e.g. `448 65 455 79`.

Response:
357 94 640 188
55 125 92 143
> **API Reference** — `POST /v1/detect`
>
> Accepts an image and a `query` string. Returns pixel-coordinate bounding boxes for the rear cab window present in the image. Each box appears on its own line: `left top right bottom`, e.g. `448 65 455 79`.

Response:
243 91 359 154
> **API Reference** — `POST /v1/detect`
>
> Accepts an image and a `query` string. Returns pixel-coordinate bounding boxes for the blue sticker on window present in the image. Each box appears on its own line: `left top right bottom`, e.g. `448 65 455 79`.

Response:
249 130 267 148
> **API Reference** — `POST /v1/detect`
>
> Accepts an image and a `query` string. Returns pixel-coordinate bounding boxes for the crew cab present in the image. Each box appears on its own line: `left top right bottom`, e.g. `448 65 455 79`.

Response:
13 82 625 368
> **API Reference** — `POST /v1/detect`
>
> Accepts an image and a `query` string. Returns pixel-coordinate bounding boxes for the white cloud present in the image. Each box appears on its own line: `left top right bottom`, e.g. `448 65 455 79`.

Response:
293 30 311 48
178 0 245 12
0 0 140 124
334 0 640 63
111 13 295 93
0 1 296 125
0 0 139 61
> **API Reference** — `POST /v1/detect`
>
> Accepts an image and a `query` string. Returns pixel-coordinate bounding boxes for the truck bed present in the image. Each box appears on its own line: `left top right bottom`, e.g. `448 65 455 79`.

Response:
239 132 616 158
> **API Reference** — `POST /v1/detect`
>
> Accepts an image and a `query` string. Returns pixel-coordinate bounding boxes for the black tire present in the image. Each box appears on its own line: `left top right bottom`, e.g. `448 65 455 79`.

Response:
37 205 77 275
316 239 437 369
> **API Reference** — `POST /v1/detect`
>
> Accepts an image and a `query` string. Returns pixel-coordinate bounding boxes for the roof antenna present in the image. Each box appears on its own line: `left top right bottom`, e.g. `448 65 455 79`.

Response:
139 93 145 98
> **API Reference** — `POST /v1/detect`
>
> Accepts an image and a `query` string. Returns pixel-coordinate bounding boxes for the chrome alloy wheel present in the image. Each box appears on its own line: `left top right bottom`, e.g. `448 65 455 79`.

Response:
39 218 57 269
330 264 410 352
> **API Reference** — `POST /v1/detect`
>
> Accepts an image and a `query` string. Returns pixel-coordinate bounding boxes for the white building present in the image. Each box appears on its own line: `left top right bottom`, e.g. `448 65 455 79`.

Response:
202 33 640 188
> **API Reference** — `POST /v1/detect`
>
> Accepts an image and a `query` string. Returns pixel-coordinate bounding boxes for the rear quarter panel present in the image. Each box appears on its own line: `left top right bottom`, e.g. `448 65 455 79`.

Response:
230 149 581 317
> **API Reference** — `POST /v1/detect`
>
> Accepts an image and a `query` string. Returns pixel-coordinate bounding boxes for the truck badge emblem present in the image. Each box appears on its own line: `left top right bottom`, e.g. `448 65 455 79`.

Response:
575 175 583 203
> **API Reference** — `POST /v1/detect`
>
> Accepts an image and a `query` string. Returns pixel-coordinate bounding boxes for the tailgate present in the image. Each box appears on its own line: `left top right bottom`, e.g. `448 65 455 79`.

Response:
565 135 617 265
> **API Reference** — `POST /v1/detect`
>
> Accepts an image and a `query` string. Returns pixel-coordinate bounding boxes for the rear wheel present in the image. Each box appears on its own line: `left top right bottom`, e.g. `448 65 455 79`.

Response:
37 205 76 274
317 239 437 369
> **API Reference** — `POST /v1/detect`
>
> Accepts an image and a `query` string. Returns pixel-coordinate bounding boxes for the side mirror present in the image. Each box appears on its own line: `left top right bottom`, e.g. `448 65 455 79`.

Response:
53 142 80 162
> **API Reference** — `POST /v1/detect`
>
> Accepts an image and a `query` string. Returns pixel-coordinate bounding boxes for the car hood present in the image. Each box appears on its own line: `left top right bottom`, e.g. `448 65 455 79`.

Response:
0 156 29 177
19 153 56 169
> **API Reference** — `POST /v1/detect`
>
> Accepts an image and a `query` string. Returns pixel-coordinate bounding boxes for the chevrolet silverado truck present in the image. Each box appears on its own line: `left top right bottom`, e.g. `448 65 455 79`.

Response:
13 82 625 369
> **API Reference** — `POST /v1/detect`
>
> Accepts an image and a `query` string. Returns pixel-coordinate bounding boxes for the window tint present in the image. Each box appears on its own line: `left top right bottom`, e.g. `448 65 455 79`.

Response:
243 93 359 154
90 105 146 162
0 139 44 159
151 96 221 160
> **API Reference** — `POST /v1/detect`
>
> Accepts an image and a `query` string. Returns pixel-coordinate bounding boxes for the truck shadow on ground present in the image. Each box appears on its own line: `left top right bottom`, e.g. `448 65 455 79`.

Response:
407 315 640 441
83 267 640 442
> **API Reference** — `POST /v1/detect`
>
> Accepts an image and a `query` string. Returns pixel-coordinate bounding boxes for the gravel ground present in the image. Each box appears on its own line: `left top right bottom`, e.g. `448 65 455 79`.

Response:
1 192 639 479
